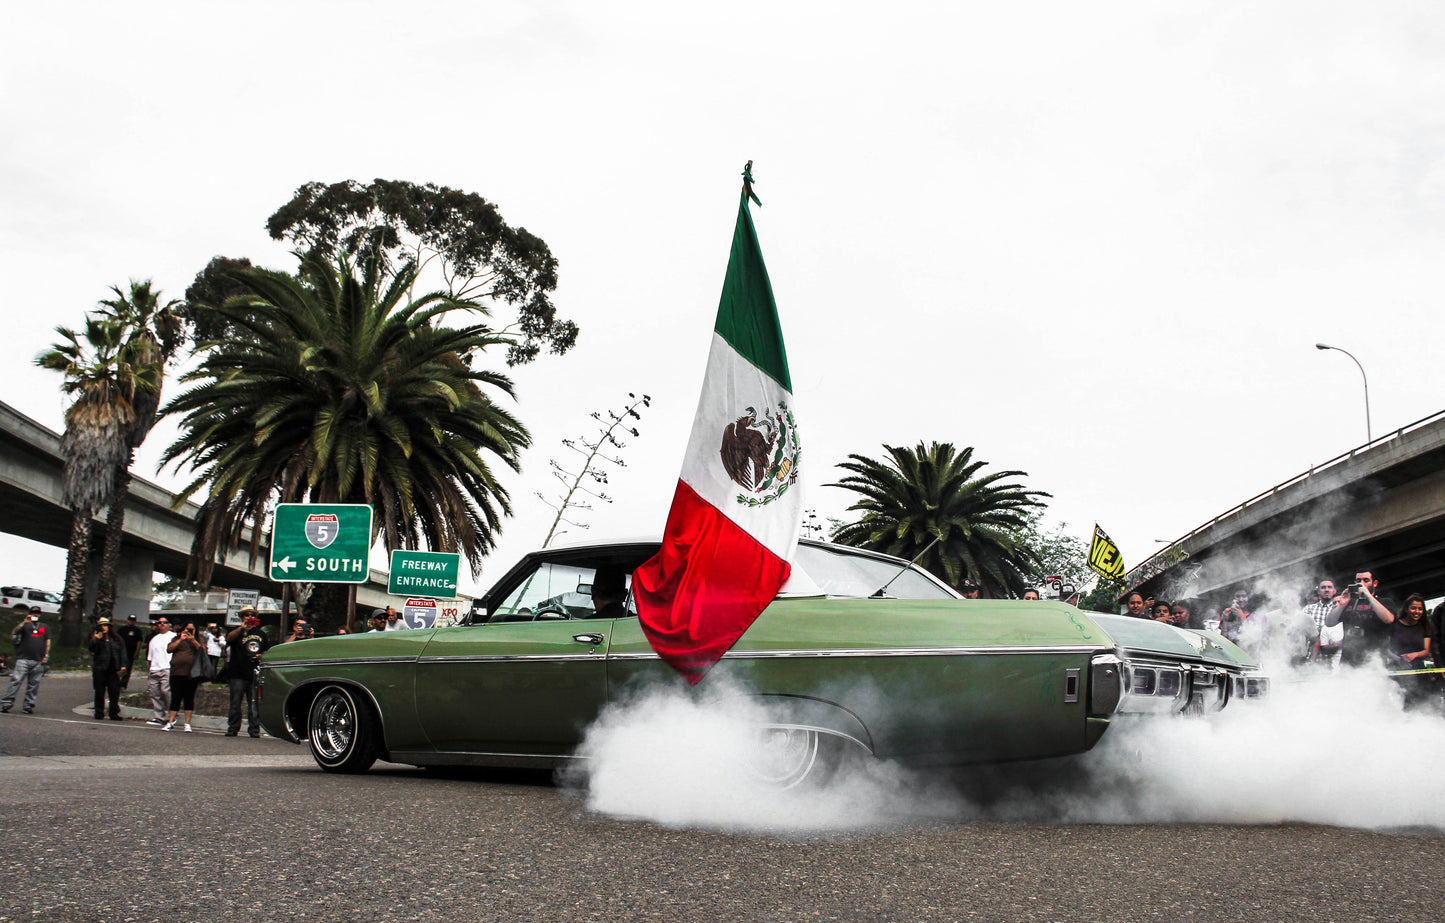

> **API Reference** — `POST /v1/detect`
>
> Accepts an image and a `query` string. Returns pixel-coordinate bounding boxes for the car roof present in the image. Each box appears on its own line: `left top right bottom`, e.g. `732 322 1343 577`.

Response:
479 538 955 610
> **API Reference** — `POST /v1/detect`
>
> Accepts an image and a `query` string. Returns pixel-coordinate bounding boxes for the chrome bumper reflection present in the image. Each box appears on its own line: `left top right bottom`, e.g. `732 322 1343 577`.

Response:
1090 652 1267 716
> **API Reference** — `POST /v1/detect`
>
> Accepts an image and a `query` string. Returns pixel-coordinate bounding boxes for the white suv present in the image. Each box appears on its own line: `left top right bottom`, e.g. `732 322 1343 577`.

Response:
1 587 62 615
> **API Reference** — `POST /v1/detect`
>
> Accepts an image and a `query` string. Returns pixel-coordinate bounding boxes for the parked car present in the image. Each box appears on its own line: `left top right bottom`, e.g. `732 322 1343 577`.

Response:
257 539 1267 786
1 587 61 616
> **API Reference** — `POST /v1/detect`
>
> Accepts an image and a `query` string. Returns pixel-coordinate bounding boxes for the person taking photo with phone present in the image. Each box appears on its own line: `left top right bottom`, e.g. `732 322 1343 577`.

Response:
1 612 50 714
89 617 127 720
162 623 203 732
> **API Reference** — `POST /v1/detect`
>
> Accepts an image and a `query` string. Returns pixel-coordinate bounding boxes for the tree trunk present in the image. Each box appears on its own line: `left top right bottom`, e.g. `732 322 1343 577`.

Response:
58 508 92 647
307 583 350 635
94 455 134 624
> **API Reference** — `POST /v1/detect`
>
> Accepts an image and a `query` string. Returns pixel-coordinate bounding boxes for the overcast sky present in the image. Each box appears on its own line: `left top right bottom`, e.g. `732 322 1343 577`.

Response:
2 1 1441 600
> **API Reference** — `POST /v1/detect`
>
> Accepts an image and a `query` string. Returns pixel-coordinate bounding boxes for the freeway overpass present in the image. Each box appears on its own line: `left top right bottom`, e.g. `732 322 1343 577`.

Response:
1127 409 1445 612
0 400 457 622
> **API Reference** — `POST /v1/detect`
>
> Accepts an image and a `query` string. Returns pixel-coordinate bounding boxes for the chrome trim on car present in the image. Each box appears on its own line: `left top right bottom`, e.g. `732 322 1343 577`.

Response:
262 656 419 670
416 653 607 664
616 644 1105 661
1089 654 1122 716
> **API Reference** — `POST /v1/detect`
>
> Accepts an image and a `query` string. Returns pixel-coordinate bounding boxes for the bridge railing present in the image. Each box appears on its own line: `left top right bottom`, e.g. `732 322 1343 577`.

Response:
1125 407 1445 588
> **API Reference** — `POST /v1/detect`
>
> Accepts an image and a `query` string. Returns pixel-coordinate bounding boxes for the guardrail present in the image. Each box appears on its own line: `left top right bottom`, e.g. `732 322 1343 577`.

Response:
1125 407 1445 588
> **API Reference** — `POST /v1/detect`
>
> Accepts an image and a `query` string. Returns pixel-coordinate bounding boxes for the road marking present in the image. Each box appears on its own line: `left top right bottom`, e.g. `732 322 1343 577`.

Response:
0 754 310 772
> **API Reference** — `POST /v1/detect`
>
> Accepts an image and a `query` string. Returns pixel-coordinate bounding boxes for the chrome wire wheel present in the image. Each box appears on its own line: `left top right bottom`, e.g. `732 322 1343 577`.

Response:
745 726 822 790
306 685 378 773
310 690 354 761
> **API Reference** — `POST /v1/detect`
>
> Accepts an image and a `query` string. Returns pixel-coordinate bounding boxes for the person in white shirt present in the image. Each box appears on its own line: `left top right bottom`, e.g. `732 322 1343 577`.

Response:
145 619 177 725
202 622 225 665
384 606 407 630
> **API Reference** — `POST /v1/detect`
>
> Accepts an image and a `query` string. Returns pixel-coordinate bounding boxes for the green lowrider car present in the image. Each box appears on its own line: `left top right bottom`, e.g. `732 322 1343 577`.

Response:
258 539 1267 785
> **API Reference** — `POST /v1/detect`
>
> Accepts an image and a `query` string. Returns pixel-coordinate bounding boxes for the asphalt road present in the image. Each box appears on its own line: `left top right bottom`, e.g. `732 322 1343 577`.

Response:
0 674 1439 922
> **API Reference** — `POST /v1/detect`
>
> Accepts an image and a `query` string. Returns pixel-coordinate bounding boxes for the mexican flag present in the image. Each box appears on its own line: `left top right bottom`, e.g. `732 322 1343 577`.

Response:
632 175 803 685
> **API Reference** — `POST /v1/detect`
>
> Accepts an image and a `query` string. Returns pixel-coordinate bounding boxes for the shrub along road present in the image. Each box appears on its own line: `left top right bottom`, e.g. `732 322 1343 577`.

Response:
0 674 1439 922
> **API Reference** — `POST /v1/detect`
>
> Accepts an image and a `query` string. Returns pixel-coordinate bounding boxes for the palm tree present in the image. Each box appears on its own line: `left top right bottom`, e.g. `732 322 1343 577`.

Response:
827 442 1048 598
36 303 169 644
90 283 181 622
162 251 529 631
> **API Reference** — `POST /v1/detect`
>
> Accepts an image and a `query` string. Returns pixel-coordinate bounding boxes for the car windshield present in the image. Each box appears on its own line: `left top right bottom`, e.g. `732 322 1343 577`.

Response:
793 544 957 600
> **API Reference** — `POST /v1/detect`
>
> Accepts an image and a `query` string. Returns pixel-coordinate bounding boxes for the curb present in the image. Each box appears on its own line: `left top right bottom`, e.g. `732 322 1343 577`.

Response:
69 699 265 736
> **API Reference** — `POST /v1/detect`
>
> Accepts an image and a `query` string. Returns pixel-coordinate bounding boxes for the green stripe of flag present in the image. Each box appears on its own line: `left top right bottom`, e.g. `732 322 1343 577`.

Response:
713 191 792 392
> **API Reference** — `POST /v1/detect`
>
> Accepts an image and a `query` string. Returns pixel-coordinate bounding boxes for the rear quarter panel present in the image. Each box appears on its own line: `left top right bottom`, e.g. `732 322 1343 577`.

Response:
608 599 1112 764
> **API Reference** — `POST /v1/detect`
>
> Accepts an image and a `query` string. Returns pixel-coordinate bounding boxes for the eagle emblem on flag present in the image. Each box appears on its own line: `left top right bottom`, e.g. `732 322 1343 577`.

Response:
720 401 800 507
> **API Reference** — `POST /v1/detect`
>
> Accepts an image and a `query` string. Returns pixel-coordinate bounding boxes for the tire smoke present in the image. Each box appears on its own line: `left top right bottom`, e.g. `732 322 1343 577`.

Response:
567 666 1444 836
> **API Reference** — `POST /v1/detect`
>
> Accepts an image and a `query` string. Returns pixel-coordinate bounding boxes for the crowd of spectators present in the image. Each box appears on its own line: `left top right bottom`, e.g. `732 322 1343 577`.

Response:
1120 564 1443 703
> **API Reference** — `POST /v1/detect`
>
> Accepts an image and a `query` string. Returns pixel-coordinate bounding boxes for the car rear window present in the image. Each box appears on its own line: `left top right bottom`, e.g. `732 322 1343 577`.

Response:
793 545 957 599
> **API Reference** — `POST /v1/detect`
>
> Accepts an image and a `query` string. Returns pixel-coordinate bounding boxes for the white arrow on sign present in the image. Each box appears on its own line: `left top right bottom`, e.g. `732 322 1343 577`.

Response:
275 556 297 574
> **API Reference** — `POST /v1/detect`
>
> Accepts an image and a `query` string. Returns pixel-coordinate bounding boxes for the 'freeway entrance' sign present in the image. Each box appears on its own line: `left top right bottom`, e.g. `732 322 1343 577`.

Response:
269 503 373 583
388 549 461 598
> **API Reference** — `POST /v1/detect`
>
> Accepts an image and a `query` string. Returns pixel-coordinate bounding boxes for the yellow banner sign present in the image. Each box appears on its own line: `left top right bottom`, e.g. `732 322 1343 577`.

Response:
1088 524 1126 580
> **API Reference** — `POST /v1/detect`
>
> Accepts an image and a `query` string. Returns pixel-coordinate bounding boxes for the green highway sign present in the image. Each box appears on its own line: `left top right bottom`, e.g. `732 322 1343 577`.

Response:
269 503 373 583
388 549 461 598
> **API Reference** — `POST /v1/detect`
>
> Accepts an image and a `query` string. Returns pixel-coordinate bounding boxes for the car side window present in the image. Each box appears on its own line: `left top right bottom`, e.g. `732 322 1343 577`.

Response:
487 562 637 623
489 562 594 622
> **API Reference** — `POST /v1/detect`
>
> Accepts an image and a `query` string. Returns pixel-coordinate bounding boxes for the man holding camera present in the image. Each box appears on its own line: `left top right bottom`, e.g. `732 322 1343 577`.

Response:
1219 588 1267 652
89 617 127 720
1325 569 1396 667
225 606 270 738
1 612 50 714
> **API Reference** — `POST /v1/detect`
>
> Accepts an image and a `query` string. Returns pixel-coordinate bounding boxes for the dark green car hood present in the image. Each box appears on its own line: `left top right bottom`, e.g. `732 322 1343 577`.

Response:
1087 613 1258 669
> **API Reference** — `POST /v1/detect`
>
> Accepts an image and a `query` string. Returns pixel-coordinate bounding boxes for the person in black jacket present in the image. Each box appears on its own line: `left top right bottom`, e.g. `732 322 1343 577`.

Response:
117 615 144 688
89 617 127 720
224 607 271 738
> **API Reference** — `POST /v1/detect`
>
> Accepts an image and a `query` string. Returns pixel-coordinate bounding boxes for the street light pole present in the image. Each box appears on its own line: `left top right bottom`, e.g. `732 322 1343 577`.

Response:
1315 343 1372 443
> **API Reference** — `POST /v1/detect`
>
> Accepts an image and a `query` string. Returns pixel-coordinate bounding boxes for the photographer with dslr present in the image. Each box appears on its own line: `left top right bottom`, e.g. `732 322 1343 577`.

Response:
1325 569 1396 668
225 606 270 738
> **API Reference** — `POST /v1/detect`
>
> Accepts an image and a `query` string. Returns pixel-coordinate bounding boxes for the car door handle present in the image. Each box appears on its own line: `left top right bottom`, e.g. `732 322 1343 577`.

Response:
572 633 604 645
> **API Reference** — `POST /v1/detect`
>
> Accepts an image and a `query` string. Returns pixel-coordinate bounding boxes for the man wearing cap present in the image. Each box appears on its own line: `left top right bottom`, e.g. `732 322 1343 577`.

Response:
225 606 270 737
144 618 176 725
117 615 145 688
88 617 127 720
1 612 50 714
960 582 982 600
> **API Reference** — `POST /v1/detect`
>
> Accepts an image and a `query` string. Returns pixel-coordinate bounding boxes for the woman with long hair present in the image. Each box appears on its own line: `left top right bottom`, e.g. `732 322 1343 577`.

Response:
163 622 203 732
1390 594 1431 667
